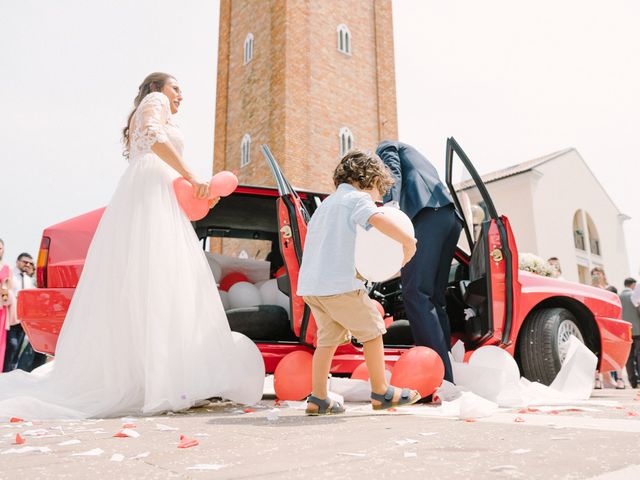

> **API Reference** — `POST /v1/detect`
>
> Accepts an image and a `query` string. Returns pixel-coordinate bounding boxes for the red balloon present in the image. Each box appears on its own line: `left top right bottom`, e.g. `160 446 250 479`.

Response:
219 272 249 291
390 347 444 398
173 177 210 221
209 171 239 198
274 351 313 400
351 362 369 381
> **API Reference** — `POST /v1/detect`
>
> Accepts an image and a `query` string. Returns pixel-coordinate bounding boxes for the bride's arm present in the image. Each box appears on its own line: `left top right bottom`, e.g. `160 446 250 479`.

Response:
137 93 209 199
151 142 209 198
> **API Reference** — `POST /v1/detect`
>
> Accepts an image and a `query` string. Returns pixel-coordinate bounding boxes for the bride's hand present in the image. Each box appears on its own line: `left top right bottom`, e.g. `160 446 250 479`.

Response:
190 179 210 199
208 196 220 209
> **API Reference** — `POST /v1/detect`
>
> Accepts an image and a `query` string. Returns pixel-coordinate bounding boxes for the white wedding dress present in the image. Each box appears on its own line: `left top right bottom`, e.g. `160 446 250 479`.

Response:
0 92 263 419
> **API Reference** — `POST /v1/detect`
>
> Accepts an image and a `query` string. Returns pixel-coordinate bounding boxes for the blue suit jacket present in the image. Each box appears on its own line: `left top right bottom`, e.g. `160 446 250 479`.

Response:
376 140 454 220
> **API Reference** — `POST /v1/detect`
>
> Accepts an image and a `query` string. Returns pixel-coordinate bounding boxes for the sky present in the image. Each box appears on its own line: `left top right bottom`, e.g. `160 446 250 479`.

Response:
1 0 638 277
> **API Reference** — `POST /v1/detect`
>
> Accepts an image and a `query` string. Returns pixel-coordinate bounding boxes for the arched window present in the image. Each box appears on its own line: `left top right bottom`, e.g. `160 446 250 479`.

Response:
244 33 254 64
241 134 251 167
336 24 351 55
339 127 353 156
586 213 601 256
573 209 604 285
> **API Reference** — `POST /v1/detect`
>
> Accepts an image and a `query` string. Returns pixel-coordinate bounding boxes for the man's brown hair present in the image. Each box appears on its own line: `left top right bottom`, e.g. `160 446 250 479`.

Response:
333 150 394 196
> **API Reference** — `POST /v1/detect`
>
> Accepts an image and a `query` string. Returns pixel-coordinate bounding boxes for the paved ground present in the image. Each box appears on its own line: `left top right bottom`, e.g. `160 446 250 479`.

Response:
1 389 639 480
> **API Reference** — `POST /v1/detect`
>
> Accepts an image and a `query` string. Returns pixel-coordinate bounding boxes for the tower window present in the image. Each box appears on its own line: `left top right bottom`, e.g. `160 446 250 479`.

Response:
244 33 254 64
339 127 353 156
337 24 351 55
241 134 251 167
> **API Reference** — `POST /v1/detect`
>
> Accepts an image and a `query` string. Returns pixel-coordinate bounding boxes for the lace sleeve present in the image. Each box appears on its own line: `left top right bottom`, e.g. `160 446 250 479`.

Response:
131 92 170 150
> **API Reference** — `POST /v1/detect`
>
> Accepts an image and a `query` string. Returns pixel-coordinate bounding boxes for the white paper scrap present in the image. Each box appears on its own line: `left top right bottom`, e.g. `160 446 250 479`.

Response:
451 340 465 363
110 453 125 462
22 429 49 436
72 448 104 457
2 446 52 454
337 452 367 457
156 424 178 431
186 464 226 471
131 451 150 459
118 428 140 438
404 452 418 458
419 432 438 437
395 438 418 446
510 449 531 454
58 439 82 446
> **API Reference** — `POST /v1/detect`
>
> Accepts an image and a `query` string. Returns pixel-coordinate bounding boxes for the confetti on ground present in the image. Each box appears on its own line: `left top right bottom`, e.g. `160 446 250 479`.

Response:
266 409 280 422
58 439 82 446
510 449 531 455
122 423 137 429
186 464 226 471
489 465 518 473
243 408 256 413
9 418 24 423
22 429 49 437
337 452 367 457
395 438 418 446
131 452 150 459
514 417 525 423
113 429 140 439
194 433 210 437
110 453 125 462
156 424 178 431
178 435 199 449
1 446 51 455
419 432 438 436
14 434 25 445
404 452 417 458
72 448 104 457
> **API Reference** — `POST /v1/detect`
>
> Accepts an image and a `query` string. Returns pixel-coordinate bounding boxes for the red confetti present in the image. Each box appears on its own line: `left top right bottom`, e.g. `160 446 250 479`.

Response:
627 411 639 417
243 408 256 413
387 408 397 412
463 419 476 423
14 433 25 445
9 417 24 423
548 410 560 415
178 434 199 449
514 417 525 423
113 431 129 438
122 423 137 429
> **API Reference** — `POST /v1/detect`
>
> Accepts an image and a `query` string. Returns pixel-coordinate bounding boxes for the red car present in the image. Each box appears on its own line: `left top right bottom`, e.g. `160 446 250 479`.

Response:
18 139 632 384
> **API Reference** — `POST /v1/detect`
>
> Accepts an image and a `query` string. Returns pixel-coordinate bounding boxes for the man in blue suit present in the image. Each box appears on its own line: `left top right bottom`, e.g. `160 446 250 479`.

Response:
376 141 462 383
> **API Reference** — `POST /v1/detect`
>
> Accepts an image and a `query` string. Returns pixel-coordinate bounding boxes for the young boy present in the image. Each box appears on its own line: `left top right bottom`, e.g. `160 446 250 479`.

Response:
297 150 421 415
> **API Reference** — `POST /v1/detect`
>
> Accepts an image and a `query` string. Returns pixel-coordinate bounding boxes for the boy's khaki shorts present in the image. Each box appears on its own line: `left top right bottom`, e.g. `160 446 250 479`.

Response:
304 290 387 348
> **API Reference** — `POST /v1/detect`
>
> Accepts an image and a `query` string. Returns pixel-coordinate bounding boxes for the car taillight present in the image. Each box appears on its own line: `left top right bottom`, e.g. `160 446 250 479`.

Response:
36 236 50 288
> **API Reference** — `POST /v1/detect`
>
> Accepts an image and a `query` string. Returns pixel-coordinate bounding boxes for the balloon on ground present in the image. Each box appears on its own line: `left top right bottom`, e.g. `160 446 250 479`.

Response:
390 346 444 398
273 351 313 400
222 332 265 405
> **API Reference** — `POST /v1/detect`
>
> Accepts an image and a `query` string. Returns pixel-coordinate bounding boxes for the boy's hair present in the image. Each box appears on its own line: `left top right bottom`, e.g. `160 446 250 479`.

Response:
333 150 394 196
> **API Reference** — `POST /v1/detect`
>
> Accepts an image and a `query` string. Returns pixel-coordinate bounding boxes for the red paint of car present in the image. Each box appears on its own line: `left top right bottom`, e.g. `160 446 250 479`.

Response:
18 141 632 382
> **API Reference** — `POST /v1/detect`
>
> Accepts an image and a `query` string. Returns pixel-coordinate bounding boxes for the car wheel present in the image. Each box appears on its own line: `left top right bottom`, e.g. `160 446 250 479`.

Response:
519 307 585 385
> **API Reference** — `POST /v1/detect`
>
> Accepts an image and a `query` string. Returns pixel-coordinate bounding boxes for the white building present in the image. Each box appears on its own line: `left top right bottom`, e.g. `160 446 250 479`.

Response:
466 148 631 288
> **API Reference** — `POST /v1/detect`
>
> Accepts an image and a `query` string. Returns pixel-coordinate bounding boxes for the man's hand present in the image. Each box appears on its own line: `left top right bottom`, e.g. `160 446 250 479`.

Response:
402 238 417 266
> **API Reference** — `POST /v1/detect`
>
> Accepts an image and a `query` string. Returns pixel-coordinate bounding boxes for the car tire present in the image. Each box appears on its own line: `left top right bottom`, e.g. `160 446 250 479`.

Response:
519 307 585 385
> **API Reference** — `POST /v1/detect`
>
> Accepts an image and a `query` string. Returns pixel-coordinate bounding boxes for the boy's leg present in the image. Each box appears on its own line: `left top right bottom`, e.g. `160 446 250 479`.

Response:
306 345 338 413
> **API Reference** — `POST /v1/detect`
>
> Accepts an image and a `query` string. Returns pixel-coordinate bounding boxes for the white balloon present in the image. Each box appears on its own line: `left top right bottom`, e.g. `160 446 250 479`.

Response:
354 206 415 282
469 346 521 385
258 279 280 305
275 290 291 319
219 290 230 311
221 332 265 405
228 282 262 309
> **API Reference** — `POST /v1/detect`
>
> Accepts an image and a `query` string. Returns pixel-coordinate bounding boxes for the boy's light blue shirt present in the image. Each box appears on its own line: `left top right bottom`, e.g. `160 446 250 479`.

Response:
297 183 379 297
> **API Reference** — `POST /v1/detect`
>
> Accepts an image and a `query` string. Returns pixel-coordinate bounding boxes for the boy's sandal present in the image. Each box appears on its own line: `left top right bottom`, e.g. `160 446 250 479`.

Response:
371 386 421 411
305 395 346 416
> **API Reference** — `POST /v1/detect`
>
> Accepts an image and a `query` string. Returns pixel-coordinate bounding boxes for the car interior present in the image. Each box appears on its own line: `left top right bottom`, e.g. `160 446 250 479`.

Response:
194 189 493 348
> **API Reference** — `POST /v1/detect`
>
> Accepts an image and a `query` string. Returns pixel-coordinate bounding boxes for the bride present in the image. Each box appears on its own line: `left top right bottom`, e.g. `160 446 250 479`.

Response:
0 72 263 419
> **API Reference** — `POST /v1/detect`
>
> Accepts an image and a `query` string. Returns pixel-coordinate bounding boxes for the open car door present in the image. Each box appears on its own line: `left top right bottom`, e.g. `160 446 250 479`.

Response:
445 137 519 346
261 145 317 346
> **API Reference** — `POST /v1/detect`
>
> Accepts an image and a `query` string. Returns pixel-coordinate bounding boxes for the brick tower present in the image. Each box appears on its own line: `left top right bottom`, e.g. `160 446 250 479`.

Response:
213 0 398 193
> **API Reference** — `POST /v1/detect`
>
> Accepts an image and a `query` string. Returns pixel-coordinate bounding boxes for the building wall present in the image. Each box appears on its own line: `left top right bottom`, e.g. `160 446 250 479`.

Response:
532 151 630 288
213 0 398 193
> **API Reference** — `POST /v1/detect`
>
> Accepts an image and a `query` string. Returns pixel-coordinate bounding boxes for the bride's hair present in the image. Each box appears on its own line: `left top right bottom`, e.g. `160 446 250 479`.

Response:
122 72 175 158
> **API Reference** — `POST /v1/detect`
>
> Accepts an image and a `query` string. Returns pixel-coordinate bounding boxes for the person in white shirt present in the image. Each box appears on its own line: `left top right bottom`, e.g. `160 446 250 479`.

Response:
3 253 40 372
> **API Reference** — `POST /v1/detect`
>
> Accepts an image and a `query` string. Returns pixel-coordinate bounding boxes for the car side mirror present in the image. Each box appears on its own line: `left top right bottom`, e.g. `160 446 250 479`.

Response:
277 274 290 296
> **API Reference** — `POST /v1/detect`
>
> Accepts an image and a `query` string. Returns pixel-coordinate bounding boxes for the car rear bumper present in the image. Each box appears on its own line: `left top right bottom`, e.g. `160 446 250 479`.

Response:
17 288 74 355
597 316 632 372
